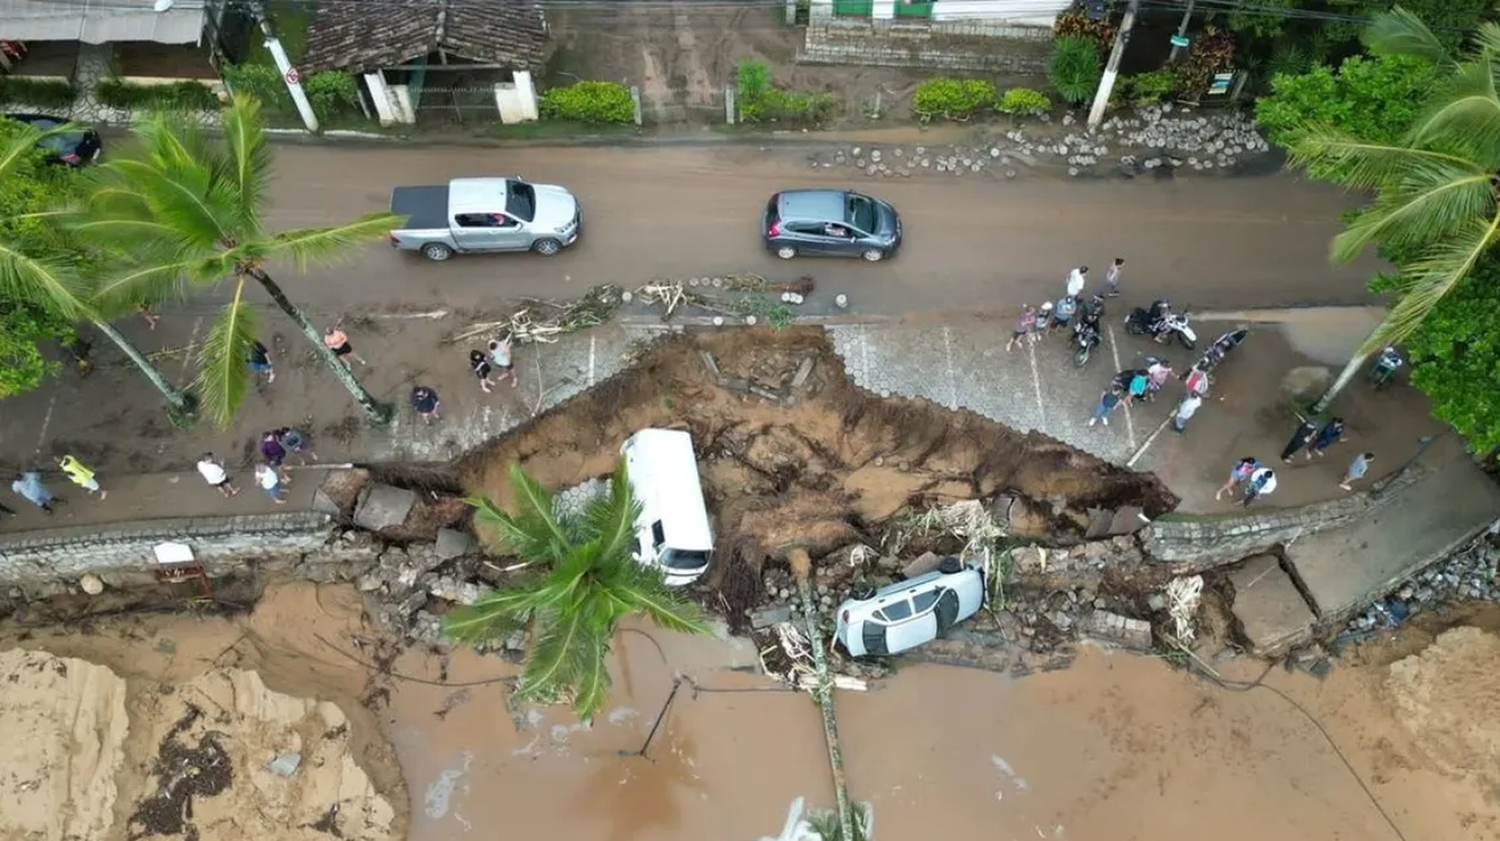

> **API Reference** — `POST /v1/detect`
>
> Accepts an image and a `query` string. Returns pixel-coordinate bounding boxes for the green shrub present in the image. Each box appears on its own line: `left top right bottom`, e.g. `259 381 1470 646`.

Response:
911 77 997 121
736 61 838 125
1123 69 1174 105
301 70 361 119
995 86 1050 116
1048 36 1103 105
222 62 291 109
0 77 76 108
539 80 634 123
96 79 220 111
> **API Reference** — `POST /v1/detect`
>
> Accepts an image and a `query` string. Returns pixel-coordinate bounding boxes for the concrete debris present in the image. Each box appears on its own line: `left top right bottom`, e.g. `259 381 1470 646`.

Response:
352 484 417 533
435 528 477 561
266 753 302 777
1078 610 1153 650
1344 531 1500 634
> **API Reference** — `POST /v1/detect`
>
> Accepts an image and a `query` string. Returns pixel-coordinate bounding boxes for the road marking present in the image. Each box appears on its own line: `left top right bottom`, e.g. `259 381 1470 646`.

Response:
1107 325 1137 449
33 395 56 455
1126 415 1174 468
942 325 959 409
1026 338 1046 430
180 316 203 380
587 335 597 387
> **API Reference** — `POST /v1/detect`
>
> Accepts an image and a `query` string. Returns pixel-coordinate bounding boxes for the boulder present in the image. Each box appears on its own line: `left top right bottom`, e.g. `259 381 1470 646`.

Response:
435 528 477 561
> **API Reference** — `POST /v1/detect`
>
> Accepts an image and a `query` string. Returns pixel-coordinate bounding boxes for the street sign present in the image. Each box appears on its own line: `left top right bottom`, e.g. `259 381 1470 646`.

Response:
285 67 300 85
1207 72 1233 96
1170 34 1190 48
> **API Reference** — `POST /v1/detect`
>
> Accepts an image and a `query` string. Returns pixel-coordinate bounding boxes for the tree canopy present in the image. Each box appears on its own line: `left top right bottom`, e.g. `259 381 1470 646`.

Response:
1395 259 1500 451
1255 52 1436 156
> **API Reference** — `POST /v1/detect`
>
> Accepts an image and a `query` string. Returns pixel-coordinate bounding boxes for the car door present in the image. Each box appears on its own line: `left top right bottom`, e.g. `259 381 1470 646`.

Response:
451 213 505 252
879 595 937 654
931 587 962 635
816 220 864 256
783 221 834 255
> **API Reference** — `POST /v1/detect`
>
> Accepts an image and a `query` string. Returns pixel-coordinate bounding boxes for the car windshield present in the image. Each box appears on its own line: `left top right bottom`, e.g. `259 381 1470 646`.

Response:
664 548 710 570
845 194 877 233
505 181 537 222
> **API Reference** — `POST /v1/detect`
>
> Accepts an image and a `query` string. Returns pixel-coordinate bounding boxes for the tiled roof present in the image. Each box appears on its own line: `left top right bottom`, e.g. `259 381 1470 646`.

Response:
300 0 547 73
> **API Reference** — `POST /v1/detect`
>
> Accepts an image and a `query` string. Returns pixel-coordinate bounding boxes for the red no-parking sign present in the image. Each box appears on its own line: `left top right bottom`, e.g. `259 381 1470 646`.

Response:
285 67 300 85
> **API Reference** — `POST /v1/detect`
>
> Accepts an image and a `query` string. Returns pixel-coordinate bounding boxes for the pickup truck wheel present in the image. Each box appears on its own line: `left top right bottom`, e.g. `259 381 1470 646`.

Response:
532 238 562 256
775 245 797 260
421 243 454 262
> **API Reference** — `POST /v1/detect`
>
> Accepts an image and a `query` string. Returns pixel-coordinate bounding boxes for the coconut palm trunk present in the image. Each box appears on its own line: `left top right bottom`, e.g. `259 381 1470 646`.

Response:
1314 349 1371 413
91 318 197 420
248 268 392 424
789 548 855 841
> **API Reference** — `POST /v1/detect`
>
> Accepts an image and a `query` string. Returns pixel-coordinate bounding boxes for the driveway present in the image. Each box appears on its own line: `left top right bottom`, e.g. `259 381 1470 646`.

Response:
258 142 1381 318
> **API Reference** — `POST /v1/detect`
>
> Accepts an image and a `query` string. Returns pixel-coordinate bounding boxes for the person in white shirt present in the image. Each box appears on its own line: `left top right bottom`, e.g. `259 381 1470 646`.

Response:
1243 467 1277 507
1105 257 1124 296
1172 392 1203 433
196 453 239 498
1066 265 1088 298
255 463 286 503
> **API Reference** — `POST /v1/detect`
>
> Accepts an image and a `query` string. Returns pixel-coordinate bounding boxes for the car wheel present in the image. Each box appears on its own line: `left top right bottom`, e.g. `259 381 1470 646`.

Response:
421 243 454 262
532 238 563 256
775 245 797 260
938 556 964 574
862 248 885 262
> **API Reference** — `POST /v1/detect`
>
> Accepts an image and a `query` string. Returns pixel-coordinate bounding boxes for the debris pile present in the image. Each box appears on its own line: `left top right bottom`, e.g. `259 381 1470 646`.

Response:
446 284 624 345
1344 530 1500 633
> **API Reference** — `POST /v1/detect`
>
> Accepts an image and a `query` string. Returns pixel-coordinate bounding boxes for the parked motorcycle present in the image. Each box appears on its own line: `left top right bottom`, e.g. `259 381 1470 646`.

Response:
1153 311 1197 350
1197 328 1248 371
1073 319 1101 366
1370 346 1403 389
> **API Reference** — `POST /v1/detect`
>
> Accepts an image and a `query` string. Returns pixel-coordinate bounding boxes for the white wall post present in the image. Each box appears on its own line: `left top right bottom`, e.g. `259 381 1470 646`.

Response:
261 37 319 132
873 0 896 20
363 71 396 125
1088 0 1140 130
513 70 539 121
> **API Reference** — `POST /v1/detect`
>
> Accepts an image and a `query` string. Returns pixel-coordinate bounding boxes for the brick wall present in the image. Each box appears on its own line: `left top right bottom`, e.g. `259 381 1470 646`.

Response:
800 18 1053 73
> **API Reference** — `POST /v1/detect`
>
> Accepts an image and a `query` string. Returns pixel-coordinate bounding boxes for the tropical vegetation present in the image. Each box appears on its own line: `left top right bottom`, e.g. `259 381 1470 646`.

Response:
0 116 193 413
443 461 707 722
74 94 402 427
1047 36 1103 105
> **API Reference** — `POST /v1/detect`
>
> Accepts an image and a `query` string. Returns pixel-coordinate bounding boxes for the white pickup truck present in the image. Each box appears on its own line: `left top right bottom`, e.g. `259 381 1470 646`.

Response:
387 177 581 261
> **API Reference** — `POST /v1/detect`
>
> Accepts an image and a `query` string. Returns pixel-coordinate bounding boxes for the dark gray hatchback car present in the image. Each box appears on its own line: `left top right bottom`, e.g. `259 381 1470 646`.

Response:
763 189 902 262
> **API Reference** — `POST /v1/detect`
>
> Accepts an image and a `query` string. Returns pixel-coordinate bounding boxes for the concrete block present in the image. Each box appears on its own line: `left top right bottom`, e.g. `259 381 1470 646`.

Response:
1079 609 1152 650
751 604 794 630
435 528 476 560
353 483 417 533
1228 554 1316 655
902 551 945 578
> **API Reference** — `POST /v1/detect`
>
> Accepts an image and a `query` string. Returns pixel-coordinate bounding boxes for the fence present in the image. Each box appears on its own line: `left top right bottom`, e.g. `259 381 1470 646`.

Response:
410 85 505 127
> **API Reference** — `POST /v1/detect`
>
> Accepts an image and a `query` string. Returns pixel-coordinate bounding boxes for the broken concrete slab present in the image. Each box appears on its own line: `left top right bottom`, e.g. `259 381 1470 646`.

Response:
1228 554 1316 655
353 483 417 533
1078 609 1153 650
435 528 477 560
791 357 816 390
902 551 945 578
750 604 793 630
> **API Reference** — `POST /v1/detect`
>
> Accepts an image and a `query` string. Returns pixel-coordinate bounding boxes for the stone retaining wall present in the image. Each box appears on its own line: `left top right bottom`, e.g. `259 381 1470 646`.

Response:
1141 468 1425 570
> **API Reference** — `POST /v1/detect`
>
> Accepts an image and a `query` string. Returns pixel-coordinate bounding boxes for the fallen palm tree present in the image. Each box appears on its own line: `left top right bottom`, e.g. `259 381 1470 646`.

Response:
788 547 856 841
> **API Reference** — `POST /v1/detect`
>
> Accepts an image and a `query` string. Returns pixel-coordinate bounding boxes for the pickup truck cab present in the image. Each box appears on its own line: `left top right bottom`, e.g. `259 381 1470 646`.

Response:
389 177 581 261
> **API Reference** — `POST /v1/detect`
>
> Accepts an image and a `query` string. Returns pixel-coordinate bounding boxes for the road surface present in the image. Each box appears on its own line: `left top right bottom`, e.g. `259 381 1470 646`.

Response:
258 142 1382 316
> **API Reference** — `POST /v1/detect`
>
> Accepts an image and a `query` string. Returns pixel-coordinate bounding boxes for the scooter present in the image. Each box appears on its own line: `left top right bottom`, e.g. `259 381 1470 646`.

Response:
1073 318 1101 366
1154 311 1197 350
1370 346 1403 389
1198 328 1248 371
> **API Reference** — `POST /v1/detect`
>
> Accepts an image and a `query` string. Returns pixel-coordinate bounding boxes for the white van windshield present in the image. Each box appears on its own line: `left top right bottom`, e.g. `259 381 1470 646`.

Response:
663 548 710 570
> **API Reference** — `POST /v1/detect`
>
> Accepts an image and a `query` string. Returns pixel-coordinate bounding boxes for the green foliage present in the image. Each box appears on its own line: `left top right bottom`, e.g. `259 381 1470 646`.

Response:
539 80 634 123
0 303 64 397
995 86 1051 116
300 70 362 120
1172 27 1236 101
1256 53 1436 179
1047 36 1103 105
222 63 292 110
911 78 997 121
0 77 77 108
1052 8 1115 48
1124 69 1175 105
736 61 838 125
1402 262 1500 453
96 79 221 111
444 461 708 721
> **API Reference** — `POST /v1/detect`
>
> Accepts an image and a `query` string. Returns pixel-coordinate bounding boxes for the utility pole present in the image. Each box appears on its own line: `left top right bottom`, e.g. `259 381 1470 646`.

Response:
249 1 319 132
1088 0 1141 129
1168 0 1196 63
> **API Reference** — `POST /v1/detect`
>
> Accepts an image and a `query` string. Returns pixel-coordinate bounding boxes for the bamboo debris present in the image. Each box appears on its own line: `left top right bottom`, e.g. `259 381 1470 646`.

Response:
444 284 623 345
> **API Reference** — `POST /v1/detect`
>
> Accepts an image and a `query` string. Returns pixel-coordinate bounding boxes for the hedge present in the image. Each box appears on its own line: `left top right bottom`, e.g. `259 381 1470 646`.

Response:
96 79 221 111
736 61 836 126
221 64 362 120
911 78 997 121
996 87 1050 116
539 81 634 123
0 78 77 109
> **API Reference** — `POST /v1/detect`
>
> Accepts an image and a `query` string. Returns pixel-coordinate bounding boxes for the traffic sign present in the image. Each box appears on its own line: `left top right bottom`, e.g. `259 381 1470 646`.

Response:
1170 34 1190 48
285 67 300 85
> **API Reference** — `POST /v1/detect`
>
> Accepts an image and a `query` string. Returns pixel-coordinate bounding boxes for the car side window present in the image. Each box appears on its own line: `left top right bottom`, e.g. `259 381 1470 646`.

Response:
822 222 854 239
454 213 491 228
912 589 940 613
491 213 520 229
785 222 824 236
880 598 913 621
651 520 665 548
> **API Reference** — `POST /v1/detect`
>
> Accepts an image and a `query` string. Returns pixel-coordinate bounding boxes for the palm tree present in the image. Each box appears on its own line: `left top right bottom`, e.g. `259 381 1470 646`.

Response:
74 95 403 427
1285 7 1498 409
0 119 197 420
444 461 707 722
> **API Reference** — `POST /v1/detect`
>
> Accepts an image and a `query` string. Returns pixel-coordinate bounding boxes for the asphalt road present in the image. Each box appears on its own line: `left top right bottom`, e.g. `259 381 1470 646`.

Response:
257 142 1382 316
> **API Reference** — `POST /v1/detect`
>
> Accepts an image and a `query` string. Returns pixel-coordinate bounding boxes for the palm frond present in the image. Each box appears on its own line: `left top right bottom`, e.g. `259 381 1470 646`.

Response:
611 562 707 635
98 158 234 250
133 111 217 173
264 212 405 270
1362 214 1500 352
0 240 90 321
0 121 58 179
221 95 272 233
1364 6 1455 67
1473 22 1500 58
88 258 205 317
508 462 572 549
518 605 593 704
1285 129 1480 189
1404 58 1500 158
577 459 642 559
1330 167 1494 263
568 629 613 722
470 492 568 562
442 584 542 643
190 278 259 427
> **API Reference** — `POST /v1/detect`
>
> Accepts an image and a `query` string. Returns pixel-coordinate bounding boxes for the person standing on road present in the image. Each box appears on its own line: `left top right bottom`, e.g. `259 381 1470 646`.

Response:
195 453 239 498
254 463 287 503
1340 452 1375 491
324 326 367 368
1006 305 1037 352
1066 265 1088 298
1104 258 1124 297
1305 417 1347 460
57 455 105 500
1243 467 1277 507
470 349 496 394
1051 295 1078 335
11 470 60 513
1171 392 1203 433
248 340 275 384
1033 302 1053 345
276 427 317 464
411 386 441 424
1280 415 1320 462
1146 359 1174 398
487 335 520 387
1088 390 1122 427
1215 457 1261 501
259 432 292 483
1183 365 1209 397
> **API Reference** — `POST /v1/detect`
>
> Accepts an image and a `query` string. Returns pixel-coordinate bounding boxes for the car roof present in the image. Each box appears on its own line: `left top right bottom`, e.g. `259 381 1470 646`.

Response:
777 189 850 222
448 177 516 216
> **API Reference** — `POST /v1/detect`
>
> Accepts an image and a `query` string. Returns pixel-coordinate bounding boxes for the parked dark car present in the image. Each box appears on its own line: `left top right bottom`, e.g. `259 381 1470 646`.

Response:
3 113 102 166
762 189 901 262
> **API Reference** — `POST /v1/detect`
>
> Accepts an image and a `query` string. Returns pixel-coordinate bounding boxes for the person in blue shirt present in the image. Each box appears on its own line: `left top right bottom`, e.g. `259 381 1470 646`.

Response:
11 470 58 514
1051 295 1078 334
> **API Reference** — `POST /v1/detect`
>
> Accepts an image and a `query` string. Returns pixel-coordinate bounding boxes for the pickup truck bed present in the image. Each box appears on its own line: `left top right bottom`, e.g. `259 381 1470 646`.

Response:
391 185 449 231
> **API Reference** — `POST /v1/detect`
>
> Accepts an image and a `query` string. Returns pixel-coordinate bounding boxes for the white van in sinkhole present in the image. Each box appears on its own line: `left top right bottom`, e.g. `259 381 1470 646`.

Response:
620 428 715 586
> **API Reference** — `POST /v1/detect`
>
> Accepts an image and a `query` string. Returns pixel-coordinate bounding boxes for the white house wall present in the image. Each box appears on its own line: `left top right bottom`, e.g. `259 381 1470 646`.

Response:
932 0 1070 25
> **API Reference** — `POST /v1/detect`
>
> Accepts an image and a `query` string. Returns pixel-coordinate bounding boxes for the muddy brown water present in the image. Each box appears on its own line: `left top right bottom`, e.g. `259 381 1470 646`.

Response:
2 581 1493 841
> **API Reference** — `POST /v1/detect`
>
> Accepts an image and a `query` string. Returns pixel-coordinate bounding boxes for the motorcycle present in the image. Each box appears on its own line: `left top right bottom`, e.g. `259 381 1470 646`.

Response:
1073 318 1101 366
1197 328 1248 371
1369 346 1403 389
